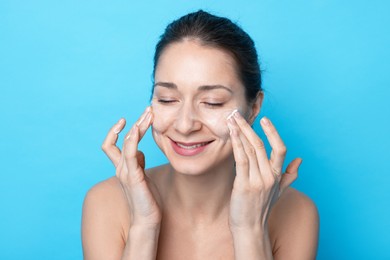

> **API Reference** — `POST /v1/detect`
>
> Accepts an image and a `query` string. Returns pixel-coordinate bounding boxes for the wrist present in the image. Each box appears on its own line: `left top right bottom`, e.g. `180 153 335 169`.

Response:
230 223 268 236
127 225 161 250
123 224 161 260
231 227 273 260
231 226 269 241
129 223 161 234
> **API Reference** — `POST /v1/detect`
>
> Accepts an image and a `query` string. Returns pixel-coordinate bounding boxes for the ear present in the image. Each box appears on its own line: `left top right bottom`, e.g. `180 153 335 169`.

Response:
248 91 264 125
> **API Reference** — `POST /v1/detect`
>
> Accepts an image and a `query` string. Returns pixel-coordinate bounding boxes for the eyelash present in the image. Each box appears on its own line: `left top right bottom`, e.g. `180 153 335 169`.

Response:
157 99 176 104
157 99 224 108
204 102 223 107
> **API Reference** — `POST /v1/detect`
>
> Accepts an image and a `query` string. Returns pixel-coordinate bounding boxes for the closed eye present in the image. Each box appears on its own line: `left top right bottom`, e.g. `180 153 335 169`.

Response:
203 102 224 108
158 99 177 104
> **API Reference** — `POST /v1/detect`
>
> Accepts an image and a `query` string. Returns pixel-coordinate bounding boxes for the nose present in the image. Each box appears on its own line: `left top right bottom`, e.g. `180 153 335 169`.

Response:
173 102 202 135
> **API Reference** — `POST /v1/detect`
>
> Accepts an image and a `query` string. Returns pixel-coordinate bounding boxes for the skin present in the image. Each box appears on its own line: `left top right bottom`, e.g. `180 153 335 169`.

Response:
82 40 319 259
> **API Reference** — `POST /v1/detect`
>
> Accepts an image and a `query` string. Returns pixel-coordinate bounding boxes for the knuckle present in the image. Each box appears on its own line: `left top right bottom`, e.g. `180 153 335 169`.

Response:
254 139 265 150
247 146 256 156
124 149 136 160
251 179 264 190
276 146 287 156
236 157 249 167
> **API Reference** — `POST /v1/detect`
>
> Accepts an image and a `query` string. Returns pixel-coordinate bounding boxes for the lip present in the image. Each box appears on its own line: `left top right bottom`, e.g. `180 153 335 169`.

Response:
169 138 214 156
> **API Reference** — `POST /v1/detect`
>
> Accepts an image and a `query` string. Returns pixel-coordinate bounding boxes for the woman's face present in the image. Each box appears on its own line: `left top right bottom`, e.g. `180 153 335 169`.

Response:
152 40 256 175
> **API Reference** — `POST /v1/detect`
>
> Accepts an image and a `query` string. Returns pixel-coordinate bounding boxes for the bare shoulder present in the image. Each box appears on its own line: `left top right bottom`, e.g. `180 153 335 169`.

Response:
83 176 128 218
85 176 122 197
269 187 319 260
82 176 129 260
82 176 129 231
272 187 319 221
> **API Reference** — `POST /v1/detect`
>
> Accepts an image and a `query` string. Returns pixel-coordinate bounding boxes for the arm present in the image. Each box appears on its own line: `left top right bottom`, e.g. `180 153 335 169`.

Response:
82 107 162 260
121 225 161 260
231 227 273 259
227 112 318 259
81 179 126 260
81 179 161 260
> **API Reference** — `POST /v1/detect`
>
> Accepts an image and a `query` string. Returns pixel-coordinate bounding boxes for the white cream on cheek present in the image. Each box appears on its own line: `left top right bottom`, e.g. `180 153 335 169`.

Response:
151 100 243 143
197 107 239 141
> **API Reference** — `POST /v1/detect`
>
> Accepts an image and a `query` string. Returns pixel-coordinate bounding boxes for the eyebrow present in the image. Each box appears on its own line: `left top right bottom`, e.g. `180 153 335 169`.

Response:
154 82 233 93
154 82 177 89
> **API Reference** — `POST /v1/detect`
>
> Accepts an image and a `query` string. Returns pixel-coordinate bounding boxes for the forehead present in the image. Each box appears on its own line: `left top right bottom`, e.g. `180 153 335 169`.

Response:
154 40 244 91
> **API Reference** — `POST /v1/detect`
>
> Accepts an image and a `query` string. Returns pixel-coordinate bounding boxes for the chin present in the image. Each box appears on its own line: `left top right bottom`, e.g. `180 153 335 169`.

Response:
169 159 214 175
166 149 234 176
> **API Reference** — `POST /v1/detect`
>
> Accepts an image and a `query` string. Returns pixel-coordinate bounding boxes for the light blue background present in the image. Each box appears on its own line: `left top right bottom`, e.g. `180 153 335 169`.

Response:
1 1 389 259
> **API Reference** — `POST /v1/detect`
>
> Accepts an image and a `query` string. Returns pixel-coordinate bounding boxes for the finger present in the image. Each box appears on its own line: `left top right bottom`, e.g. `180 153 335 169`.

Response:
279 158 301 196
137 106 153 140
231 111 271 178
102 118 126 167
227 118 249 183
123 125 144 184
260 117 287 175
135 106 151 126
228 116 262 185
120 106 151 168
123 106 152 146
116 154 125 179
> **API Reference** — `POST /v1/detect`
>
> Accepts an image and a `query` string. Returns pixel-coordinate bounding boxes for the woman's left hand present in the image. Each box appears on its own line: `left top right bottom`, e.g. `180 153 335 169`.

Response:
227 111 302 233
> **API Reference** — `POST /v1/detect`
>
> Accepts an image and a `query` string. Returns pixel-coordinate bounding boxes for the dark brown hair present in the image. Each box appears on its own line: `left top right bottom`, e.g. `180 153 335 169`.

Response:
153 10 262 103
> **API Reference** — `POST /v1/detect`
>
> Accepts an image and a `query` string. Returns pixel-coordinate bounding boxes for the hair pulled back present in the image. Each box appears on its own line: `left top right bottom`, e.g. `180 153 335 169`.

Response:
153 10 262 103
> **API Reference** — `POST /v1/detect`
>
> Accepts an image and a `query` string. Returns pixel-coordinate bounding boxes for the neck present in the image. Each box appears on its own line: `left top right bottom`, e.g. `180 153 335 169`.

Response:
165 156 236 226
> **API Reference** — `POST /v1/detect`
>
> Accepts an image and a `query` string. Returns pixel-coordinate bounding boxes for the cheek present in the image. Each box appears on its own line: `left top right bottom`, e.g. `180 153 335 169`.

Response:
151 102 245 142
151 103 176 141
199 107 243 141
152 103 174 151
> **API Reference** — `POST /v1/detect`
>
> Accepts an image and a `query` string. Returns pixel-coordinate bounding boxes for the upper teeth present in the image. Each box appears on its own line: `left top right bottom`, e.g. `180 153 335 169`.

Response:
177 142 208 149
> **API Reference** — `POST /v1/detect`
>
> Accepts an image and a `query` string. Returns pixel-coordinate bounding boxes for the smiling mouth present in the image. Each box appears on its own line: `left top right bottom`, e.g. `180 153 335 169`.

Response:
175 141 213 149
169 138 214 156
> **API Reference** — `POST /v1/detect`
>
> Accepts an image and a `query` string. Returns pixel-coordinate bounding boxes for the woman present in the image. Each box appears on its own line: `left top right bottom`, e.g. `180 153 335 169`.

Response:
82 10 319 260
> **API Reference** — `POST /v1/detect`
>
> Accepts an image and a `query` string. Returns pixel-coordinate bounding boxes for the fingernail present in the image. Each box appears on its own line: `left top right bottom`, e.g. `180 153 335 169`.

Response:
227 109 238 120
233 110 240 118
261 117 270 126
298 158 303 167
146 112 153 124
114 119 124 134
137 112 149 126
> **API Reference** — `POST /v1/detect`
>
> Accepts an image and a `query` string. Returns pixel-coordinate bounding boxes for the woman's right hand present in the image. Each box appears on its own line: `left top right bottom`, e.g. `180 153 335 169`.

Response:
102 107 162 228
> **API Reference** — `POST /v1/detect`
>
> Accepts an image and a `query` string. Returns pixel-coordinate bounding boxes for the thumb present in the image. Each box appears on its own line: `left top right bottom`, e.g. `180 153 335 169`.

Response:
137 150 146 170
279 158 302 196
